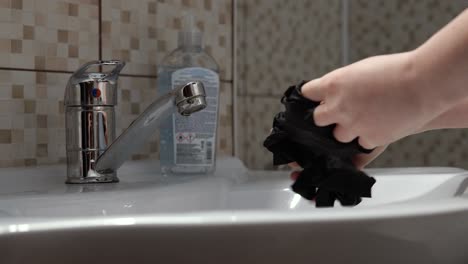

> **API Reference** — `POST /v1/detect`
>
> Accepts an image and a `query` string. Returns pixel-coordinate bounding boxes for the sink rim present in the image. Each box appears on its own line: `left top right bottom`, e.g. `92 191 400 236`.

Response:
0 158 467 235
0 196 467 236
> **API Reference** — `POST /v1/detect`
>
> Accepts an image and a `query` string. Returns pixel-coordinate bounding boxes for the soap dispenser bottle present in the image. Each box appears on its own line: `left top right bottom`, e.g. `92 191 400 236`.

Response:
158 14 220 175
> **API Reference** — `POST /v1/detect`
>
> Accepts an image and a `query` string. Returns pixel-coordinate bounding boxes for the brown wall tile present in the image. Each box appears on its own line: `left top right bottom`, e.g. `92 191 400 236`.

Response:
11 0 22 10
0 130 12 144
68 3 79 17
57 30 68 43
11 39 22 53
12 85 24 99
68 46 79 58
11 129 24 143
24 100 36 114
36 143 48 157
23 25 34 40
36 115 47 128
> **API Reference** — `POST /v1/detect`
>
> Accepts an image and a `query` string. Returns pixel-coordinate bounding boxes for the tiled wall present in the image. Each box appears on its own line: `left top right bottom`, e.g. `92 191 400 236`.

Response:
236 0 468 169
4 0 467 170
0 0 234 168
236 0 343 169
349 0 468 168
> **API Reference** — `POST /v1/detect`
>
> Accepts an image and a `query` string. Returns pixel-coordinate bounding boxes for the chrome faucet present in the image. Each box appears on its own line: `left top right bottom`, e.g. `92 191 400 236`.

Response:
64 60 206 184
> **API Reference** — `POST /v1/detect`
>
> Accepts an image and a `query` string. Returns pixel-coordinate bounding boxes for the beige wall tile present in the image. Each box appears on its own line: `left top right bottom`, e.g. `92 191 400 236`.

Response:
0 0 99 71
11 129 24 143
0 0 235 168
0 70 68 167
0 115 12 129
101 0 233 80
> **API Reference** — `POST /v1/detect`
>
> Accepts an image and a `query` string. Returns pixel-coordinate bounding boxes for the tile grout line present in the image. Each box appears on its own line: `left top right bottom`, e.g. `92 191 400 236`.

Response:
231 0 237 157
341 0 349 66
0 66 233 83
0 67 73 74
98 0 103 71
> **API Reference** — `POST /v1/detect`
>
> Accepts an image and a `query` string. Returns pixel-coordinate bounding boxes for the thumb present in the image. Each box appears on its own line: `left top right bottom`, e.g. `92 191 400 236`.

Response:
353 145 387 170
301 78 326 102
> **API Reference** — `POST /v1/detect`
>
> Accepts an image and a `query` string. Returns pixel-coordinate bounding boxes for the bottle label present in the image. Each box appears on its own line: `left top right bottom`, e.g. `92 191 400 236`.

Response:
171 67 219 166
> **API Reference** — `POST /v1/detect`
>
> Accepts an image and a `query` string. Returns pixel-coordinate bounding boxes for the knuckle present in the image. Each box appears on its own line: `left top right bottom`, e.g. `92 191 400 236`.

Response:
314 105 331 125
322 71 343 95
333 126 347 141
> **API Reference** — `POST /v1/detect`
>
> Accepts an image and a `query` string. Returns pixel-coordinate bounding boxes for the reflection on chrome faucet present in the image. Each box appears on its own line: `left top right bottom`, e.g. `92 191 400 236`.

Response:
64 60 206 184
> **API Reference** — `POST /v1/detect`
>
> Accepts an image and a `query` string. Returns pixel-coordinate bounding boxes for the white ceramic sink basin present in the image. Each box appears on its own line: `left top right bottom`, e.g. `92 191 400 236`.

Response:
1 157 468 264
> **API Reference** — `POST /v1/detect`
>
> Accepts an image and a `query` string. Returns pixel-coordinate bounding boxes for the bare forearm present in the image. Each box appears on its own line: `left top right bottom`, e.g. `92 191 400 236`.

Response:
420 98 468 132
412 8 468 114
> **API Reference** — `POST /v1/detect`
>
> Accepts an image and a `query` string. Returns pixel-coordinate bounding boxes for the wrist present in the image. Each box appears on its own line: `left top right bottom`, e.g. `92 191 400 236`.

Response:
407 48 461 122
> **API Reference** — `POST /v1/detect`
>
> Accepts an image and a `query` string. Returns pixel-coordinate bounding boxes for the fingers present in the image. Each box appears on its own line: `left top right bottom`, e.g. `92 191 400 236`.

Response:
358 137 376 150
313 104 334 127
301 78 325 102
333 124 356 143
288 162 301 169
353 145 387 169
303 77 336 127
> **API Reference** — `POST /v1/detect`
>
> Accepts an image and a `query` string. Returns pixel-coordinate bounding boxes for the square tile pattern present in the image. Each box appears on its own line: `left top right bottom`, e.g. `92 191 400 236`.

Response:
0 0 100 71
0 0 232 78
0 70 233 167
237 0 468 169
2 0 468 170
101 0 232 80
349 0 468 62
236 0 343 169
236 0 342 97
349 0 468 169
0 0 234 168
237 95 283 170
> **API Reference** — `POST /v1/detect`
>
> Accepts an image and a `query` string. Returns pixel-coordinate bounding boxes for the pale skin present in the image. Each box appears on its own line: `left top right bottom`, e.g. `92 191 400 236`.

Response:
289 8 468 172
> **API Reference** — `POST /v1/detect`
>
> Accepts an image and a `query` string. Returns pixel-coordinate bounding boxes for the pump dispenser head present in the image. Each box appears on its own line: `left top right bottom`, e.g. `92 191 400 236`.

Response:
178 13 203 48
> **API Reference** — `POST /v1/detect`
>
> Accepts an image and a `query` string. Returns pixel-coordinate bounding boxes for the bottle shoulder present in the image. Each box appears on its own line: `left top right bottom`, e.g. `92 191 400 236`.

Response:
160 48 219 73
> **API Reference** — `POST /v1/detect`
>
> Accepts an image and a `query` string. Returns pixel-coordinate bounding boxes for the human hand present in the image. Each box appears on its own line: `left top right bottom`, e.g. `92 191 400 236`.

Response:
301 52 444 149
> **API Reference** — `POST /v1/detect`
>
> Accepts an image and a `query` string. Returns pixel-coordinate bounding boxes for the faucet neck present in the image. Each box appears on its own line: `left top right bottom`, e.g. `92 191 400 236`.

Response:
94 82 207 175
65 60 206 184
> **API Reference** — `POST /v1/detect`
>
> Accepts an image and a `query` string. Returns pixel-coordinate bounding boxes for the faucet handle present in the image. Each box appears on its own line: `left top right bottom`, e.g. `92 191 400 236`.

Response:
65 60 126 107
70 60 126 84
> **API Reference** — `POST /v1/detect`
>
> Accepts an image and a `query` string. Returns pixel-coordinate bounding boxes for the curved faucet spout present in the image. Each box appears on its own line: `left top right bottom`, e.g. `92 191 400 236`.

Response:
95 81 206 174
64 60 206 184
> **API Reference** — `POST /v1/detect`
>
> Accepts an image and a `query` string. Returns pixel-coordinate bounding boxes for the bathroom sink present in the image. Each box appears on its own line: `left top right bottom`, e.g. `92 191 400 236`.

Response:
1 157 468 264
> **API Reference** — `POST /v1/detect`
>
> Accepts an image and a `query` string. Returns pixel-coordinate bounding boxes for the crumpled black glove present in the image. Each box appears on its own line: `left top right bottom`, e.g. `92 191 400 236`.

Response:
263 81 376 207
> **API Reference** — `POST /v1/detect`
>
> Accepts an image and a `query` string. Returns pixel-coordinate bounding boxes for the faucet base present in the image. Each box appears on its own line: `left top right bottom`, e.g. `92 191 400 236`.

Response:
65 150 119 184
66 174 119 184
